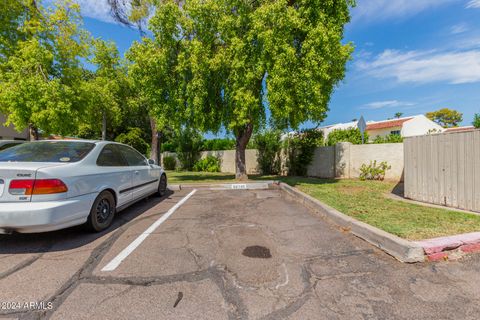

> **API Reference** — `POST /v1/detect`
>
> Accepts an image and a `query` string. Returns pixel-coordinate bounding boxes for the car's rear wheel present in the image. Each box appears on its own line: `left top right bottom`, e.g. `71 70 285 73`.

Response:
157 174 167 197
86 191 116 232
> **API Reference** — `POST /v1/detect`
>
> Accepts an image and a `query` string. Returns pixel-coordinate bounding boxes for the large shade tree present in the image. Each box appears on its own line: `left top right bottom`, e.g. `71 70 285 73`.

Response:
110 0 354 179
81 39 127 140
0 0 90 139
426 108 463 128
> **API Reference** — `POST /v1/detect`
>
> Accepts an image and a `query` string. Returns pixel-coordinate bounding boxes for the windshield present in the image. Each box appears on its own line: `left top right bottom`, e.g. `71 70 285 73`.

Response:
0 141 95 163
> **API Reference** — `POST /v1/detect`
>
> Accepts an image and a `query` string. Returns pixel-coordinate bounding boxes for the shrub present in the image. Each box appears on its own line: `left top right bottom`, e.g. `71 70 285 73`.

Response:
372 134 403 144
473 113 480 129
359 160 391 181
115 127 150 156
175 128 203 170
201 138 235 151
286 129 323 176
162 156 177 170
254 130 282 175
193 155 221 172
326 128 368 146
161 141 177 152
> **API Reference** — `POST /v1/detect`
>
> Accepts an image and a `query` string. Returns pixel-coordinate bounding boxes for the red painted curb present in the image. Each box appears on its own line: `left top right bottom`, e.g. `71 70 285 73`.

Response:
460 243 480 253
427 252 449 262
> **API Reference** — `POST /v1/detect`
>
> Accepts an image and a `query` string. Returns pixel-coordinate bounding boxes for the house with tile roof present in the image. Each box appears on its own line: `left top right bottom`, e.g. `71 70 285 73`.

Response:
319 115 444 142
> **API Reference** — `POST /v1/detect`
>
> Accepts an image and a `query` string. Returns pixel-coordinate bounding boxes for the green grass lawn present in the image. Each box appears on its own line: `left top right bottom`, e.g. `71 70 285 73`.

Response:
166 171 480 240
167 171 237 183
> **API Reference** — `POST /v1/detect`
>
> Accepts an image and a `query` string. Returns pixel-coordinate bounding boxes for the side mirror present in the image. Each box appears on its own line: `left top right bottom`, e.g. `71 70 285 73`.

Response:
148 159 156 165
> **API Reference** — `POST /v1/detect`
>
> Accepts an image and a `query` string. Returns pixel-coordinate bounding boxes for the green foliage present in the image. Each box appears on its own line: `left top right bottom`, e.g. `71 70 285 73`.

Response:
394 112 403 119
359 161 391 181
175 128 203 170
473 113 480 129
372 134 403 144
286 129 324 176
426 108 463 128
81 39 128 139
0 1 91 137
114 127 150 156
326 128 368 146
161 141 177 152
115 0 355 177
202 139 235 151
193 156 221 173
254 130 282 175
162 155 177 170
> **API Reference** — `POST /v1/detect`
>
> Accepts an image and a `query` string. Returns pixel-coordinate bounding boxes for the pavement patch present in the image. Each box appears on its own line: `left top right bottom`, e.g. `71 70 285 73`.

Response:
242 245 272 259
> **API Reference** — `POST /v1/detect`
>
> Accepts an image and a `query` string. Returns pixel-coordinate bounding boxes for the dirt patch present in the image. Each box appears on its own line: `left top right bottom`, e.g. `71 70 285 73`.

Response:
242 246 272 259
336 185 367 195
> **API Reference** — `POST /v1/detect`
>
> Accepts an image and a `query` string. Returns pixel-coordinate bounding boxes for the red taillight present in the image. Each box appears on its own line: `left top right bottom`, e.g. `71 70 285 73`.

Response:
32 179 68 195
9 179 68 195
9 179 34 195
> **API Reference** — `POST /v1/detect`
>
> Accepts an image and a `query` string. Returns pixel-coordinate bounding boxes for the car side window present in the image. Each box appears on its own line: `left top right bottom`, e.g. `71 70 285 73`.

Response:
97 144 128 167
118 145 148 166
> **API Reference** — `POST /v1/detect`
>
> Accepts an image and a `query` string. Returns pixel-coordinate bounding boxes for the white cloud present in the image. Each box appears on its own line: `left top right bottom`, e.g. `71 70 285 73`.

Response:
351 0 458 23
74 0 115 23
44 0 117 23
450 23 469 34
357 49 480 84
466 0 480 8
361 100 415 110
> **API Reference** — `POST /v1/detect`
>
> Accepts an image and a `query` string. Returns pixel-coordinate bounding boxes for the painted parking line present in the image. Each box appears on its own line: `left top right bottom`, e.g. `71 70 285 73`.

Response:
101 189 197 272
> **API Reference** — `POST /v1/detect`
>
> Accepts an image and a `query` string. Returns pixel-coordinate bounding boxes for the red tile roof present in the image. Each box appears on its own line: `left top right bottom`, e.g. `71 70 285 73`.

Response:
366 118 413 131
444 126 475 133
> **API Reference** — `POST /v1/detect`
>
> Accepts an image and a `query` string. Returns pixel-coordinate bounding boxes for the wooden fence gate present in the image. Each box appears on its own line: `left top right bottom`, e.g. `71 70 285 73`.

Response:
404 130 480 212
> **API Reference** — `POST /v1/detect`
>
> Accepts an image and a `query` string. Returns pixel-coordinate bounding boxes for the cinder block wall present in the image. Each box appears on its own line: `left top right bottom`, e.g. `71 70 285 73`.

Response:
161 142 404 181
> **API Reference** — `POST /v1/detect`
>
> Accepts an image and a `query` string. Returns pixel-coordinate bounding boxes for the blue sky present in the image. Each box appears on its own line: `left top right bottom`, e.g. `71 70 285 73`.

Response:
76 0 480 129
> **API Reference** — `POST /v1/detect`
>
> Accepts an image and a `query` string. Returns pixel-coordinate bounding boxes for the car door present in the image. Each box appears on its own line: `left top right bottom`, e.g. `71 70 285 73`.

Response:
117 145 158 200
96 144 133 207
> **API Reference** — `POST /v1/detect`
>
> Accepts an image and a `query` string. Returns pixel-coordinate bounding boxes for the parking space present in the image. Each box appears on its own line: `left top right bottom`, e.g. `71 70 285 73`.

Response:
1 188 480 319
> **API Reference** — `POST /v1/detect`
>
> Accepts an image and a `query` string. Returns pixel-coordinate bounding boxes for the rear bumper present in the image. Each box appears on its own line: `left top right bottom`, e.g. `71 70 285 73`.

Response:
0 193 97 233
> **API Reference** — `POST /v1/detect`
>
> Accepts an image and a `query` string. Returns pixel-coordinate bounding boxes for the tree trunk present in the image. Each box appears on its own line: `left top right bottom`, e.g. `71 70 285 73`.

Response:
101 111 107 141
235 123 254 181
149 117 159 164
28 124 39 141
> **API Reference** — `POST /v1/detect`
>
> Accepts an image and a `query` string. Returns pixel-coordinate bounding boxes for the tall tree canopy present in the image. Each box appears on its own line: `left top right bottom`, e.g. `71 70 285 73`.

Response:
113 0 355 179
81 39 128 140
0 0 90 139
426 108 463 128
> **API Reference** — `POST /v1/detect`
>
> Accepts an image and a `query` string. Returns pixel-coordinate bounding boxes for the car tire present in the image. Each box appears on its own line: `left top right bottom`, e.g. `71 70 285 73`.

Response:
157 174 167 197
86 191 116 232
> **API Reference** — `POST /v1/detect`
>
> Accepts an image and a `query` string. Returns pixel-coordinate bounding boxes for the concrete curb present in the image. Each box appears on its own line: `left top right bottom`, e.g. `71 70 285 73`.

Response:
168 181 273 191
276 182 425 263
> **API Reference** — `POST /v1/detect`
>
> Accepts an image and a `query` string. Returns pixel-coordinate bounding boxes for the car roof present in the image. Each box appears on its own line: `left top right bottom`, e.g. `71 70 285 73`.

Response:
31 139 102 143
26 140 134 149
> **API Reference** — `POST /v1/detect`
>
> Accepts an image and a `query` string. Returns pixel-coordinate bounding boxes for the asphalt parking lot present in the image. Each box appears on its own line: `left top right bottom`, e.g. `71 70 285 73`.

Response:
1 188 480 320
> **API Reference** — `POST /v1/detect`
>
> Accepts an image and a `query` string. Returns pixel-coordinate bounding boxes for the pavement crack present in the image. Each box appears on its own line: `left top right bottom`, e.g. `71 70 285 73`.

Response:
0 254 43 280
28 227 128 320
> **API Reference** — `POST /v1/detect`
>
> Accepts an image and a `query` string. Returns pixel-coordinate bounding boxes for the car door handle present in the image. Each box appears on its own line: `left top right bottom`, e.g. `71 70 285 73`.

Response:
134 171 139 175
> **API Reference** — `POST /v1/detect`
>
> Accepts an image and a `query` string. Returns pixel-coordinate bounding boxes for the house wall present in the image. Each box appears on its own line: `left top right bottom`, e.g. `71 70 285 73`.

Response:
367 126 402 140
401 115 444 137
404 130 480 213
0 114 28 140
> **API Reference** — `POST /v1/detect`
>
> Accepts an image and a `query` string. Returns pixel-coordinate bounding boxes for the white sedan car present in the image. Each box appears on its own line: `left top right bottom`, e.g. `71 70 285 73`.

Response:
0 140 167 234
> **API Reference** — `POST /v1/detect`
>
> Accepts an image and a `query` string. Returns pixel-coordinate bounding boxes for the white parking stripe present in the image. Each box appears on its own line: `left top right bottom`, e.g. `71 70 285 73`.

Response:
101 189 197 272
